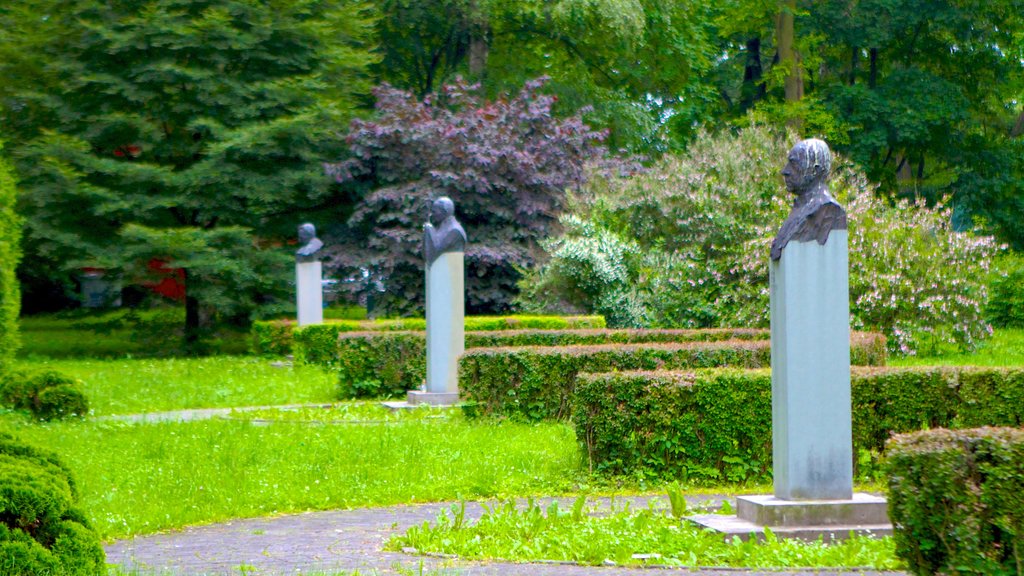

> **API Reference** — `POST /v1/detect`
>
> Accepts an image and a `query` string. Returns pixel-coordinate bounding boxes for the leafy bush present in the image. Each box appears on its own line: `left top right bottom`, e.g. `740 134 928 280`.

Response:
460 341 772 421
886 427 1024 576
986 252 1024 328
322 329 882 400
520 125 1001 354
0 370 89 420
0 431 106 574
325 77 609 315
252 315 606 356
574 366 1024 480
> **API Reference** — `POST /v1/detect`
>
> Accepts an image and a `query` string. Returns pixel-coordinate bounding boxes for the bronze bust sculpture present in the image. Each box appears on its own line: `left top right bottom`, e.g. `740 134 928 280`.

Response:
296 223 324 262
423 197 467 266
770 138 847 261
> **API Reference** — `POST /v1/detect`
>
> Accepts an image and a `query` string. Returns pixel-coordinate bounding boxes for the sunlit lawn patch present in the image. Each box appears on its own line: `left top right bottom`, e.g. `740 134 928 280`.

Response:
391 498 901 569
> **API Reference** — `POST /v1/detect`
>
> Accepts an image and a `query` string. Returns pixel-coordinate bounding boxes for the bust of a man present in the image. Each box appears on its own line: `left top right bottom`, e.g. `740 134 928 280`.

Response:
770 138 847 261
423 197 467 266
296 223 324 262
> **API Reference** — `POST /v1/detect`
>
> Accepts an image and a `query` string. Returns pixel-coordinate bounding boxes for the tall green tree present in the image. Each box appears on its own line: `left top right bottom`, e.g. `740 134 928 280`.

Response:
0 143 20 368
12 0 377 348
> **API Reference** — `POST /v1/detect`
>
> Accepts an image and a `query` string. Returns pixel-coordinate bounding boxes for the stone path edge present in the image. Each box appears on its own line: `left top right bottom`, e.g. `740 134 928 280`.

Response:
105 495 906 576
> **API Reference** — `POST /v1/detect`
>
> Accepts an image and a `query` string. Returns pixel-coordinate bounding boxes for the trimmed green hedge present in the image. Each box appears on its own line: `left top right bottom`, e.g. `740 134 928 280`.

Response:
251 315 606 356
319 328 884 400
574 366 1024 481
886 427 1024 575
0 371 89 421
460 341 772 421
0 431 106 574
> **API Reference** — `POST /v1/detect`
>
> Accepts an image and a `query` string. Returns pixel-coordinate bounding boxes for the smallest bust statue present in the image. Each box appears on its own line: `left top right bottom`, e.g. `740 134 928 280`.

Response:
423 197 467 266
770 138 848 261
296 223 324 262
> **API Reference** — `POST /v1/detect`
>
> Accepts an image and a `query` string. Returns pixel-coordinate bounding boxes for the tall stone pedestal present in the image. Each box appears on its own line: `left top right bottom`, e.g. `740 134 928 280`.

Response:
408 251 463 406
689 231 891 540
296 261 323 326
770 231 852 500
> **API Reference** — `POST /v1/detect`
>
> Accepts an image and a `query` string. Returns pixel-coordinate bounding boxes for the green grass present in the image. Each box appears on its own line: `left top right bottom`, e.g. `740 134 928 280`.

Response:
14 356 337 415
0 414 580 539
390 498 901 569
19 308 249 358
231 402 461 423
889 328 1024 367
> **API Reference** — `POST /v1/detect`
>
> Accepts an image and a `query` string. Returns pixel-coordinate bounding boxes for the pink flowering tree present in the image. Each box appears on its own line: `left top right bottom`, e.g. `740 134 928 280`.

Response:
521 125 1001 354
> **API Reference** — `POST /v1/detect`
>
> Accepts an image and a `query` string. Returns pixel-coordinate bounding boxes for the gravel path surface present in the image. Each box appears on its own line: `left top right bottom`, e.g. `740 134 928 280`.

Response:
105 496 906 576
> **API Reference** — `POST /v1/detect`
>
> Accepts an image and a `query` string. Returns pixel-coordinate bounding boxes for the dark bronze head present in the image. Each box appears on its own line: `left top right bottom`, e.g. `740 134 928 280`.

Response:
298 223 316 244
430 197 455 225
781 139 832 195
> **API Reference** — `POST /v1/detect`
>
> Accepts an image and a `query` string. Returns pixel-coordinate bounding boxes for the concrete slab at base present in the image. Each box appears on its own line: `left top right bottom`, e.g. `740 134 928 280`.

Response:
406 391 460 406
686 513 891 543
737 493 888 526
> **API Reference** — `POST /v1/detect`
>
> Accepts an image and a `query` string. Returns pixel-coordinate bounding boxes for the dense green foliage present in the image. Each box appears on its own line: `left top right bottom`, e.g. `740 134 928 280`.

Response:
325 78 608 314
4 0 377 348
986 253 1024 328
391 498 900 569
574 367 1024 481
0 147 18 369
322 328 786 399
252 314 606 356
886 427 1024 576
522 126 1001 354
0 370 88 421
0 431 105 575
460 341 772 421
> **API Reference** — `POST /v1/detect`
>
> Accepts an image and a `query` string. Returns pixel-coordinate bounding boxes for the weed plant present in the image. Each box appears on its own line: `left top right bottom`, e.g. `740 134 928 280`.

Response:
391 498 901 569
14 356 336 415
0 415 579 539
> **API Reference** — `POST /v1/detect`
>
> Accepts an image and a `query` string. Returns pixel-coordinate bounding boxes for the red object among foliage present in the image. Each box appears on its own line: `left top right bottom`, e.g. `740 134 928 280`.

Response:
145 259 186 301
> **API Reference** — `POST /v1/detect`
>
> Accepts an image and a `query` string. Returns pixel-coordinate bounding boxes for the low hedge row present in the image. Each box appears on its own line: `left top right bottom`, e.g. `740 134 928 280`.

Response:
0 431 106 574
322 329 885 399
573 366 1024 482
0 370 89 420
460 341 773 421
886 427 1024 575
251 315 606 356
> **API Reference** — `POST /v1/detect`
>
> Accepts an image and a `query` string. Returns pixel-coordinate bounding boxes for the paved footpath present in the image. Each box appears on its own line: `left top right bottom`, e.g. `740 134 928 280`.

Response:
106 496 906 576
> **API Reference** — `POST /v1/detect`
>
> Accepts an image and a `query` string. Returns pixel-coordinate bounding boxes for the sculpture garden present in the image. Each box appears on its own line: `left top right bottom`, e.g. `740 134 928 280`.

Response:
2 2 1024 574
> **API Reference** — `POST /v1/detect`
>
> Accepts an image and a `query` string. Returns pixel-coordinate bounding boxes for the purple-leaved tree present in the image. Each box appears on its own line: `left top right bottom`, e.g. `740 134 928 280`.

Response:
325 77 607 314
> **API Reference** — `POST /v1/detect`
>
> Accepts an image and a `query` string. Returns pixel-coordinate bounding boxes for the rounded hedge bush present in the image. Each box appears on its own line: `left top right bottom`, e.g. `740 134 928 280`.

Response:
0 370 89 420
0 432 105 574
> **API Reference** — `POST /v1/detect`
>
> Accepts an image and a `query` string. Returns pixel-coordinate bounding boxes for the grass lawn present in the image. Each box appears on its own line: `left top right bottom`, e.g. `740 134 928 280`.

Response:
889 328 1024 367
15 356 337 415
0 413 580 539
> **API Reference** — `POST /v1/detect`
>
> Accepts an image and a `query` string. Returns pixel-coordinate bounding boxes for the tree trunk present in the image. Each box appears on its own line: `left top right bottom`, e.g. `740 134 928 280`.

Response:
467 0 488 78
776 0 803 103
740 37 766 110
1012 109 1024 137
869 48 878 89
849 46 859 85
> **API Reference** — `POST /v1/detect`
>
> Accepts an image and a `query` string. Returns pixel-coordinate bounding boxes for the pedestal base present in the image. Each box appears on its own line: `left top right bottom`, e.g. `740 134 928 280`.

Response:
406 390 460 406
687 493 890 542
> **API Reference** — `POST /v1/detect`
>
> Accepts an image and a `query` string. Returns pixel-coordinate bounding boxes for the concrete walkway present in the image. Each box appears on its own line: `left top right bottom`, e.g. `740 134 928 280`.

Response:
100 403 338 424
106 496 906 576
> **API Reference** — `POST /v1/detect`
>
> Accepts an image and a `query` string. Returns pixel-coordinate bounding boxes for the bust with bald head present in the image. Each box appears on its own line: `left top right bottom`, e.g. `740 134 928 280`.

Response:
770 139 847 261
296 223 324 262
423 197 467 266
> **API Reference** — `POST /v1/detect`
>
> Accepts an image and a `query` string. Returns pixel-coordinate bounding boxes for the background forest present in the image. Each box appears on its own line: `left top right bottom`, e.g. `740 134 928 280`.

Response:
1 0 1022 353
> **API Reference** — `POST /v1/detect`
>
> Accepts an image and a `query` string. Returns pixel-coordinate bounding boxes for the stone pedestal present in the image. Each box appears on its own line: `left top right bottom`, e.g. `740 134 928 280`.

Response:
689 232 890 540
296 261 323 326
409 251 463 405
770 231 852 500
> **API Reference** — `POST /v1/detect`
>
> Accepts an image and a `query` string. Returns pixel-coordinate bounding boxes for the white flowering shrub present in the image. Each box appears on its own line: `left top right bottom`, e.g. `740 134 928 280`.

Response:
522 125 1001 354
